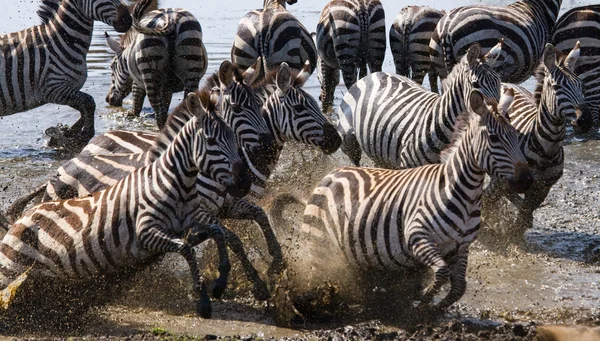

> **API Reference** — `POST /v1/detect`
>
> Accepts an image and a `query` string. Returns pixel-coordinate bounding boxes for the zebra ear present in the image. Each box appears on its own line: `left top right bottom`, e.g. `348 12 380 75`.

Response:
543 43 557 69
105 32 123 54
218 60 235 87
186 92 207 118
294 60 311 87
243 57 263 85
469 89 487 116
499 87 515 115
466 43 482 66
564 41 580 71
483 38 503 66
310 32 317 44
276 62 292 94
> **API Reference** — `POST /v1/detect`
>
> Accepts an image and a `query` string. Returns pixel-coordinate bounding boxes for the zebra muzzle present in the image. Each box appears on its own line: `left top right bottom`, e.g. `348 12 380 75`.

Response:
225 161 252 198
318 124 342 155
507 162 534 194
572 104 593 134
113 4 133 33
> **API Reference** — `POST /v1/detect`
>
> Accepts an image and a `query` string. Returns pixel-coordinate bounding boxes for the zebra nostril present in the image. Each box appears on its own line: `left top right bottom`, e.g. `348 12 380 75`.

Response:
507 162 534 194
572 105 593 134
113 4 132 33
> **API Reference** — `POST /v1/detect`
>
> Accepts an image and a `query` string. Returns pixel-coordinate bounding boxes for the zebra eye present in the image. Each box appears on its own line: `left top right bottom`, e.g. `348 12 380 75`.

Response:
231 104 242 113
489 134 500 143
206 137 217 145
293 104 304 112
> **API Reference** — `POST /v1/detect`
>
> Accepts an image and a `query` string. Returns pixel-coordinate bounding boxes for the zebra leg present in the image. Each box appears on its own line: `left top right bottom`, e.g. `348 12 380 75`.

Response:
155 91 173 129
340 131 362 166
46 90 96 148
187 223 231 299
412 239 450 304
223 229 271 301
131 83 146 118
515 184 553 235
436 249 469 310
219 199 286 277
319 62 339 114
138 225 212 318
428 67 440 94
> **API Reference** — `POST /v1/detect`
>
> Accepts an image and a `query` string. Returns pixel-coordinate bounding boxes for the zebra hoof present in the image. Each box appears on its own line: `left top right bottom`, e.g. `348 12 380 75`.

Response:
211 278 227 299
197 296 212 319
267 259 286 278
252 279 271 301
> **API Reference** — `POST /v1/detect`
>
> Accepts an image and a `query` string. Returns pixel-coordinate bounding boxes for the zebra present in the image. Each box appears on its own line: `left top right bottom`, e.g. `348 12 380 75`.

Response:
104 0 208 129
315 0 386 114
0 0 132 152
429 0 562 84
337 42 502 169
0 91 251 318
389 6 444 93
552 5 600 125
272 88 533 312
483 43 593 237
231 0 317 80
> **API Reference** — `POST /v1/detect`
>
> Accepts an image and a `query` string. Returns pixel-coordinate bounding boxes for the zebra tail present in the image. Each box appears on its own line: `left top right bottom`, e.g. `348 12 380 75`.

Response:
357 8 369 77
396 19 412 77
269 193 306 228
3 183 48 227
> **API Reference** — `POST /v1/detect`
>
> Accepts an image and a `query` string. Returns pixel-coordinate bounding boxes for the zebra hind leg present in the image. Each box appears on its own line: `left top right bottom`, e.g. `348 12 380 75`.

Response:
436 250 468 310
131 83 147 118
45 90 96 151
340 131 362 166
319 63 339 114
411 239 450 306
220 199 286 278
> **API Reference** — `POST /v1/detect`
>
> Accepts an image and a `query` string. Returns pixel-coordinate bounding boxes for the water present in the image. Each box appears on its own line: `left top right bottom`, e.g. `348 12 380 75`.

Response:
1 0 600 329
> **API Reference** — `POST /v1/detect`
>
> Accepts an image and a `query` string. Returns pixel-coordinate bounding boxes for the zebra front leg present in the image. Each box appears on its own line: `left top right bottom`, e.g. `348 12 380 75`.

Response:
411 239 450 305
131 83 146 118
138 225 212 318
156 91 173 129
220 199 286 278
436 249 469 310
224 229 271 301
46 89 96 150
187 220 231 299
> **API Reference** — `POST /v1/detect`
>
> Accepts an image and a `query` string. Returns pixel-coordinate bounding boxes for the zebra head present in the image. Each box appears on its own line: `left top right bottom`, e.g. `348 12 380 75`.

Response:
82 0 132 32
534 42 593 134
264 62 342 155
446 43 502 103
472 88 533 193
189 92 252 199
105 32 132 107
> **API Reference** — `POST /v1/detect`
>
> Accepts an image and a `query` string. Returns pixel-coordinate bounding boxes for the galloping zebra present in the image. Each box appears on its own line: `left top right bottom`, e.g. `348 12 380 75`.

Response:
231 0 317 80
484 43 592 237
0 92 250 318
0 0 132 151
430 0 562 84
273 89 533 311
389 6 444 93
105 0 207 129
315 0 386 114
337 43 502 169
552 5 600 125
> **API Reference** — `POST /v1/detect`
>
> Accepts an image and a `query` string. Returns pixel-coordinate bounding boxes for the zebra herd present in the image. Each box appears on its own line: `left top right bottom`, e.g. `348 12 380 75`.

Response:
0 0 599 326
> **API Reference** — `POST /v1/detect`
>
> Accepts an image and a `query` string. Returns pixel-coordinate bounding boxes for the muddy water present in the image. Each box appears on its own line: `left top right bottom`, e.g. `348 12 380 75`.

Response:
1 0 600 338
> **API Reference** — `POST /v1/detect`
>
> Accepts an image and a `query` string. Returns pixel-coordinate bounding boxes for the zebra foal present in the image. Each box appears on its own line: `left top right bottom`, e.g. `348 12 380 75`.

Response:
274 89 533 311
389 6 444 93
552 5 600 125
105 0 208 129
430 0 562 84
315 0 386 114
0 92 251 318
337 42 501 169
0 0 132 151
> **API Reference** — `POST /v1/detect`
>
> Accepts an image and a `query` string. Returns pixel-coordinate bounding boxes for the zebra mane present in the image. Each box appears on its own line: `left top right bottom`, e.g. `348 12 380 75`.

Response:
37 0 60 24
439 111 476 163
532 50 567 107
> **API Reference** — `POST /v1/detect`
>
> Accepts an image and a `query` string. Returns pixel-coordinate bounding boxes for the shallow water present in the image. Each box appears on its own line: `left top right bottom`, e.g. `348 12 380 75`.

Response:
0 0 599 336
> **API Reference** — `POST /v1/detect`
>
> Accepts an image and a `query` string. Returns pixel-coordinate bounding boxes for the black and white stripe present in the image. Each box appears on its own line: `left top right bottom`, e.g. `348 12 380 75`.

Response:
389 6 444 92
315 0 386 113
337 43 501 169
276 89 533 310
231 0 317 80
552 5 600 125
429 0 562 84
105 0 207 129
0 92 250 317
484 43 592 235
0 0 132 151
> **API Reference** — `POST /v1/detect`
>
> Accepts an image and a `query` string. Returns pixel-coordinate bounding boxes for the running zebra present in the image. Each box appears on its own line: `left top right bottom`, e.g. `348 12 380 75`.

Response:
0 0 132 151
389 6 444 93
484 43 592 237
430 0 562 84
0 92 251 318
273 89 533 311
337 43 502 169
552 5 600 125
315 0 386 114
105 0 208 129
231 0 317 80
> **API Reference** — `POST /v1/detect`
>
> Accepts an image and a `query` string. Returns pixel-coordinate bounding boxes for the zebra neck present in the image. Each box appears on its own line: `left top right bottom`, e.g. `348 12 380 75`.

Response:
530 96 565 159
47 2 95 54
434 74 468 142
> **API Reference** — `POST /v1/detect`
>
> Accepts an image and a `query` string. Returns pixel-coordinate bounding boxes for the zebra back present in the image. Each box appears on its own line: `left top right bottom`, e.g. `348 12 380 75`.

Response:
430 0 562 84
552 5 600 125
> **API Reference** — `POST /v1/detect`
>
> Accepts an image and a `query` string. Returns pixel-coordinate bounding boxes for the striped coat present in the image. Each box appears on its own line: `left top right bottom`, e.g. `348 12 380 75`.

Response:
0 92 250 317
430 0 562 84
0 0 132 151
315 0 386 113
